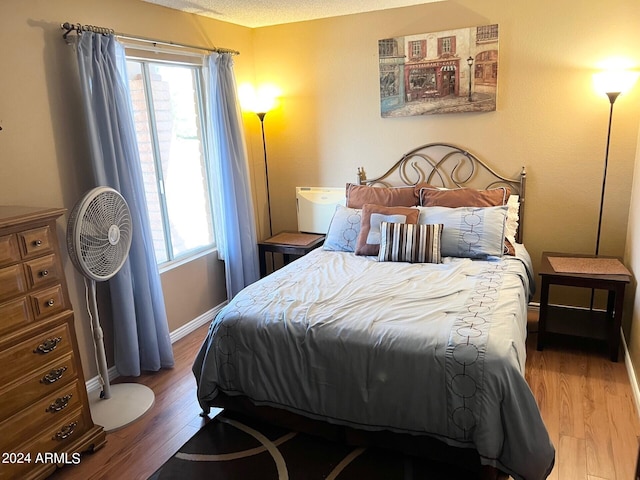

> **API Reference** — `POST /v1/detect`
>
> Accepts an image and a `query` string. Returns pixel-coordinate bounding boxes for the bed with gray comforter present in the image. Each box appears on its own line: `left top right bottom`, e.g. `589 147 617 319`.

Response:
193 244 554 480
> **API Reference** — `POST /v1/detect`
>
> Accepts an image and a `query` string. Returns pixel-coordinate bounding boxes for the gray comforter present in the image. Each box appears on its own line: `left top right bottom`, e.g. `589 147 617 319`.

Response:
193 246 555 479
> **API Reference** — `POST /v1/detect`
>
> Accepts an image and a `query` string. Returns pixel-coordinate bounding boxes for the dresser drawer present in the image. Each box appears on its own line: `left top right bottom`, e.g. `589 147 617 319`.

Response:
0 322 72 387
0 234 20 266
0 207 106 471
0 408 90 480
0 264 27 303
0 380 84 453
0 352 78 419
0 297 31 336
30 284 66 320
24 254 61 290
18 225 54 259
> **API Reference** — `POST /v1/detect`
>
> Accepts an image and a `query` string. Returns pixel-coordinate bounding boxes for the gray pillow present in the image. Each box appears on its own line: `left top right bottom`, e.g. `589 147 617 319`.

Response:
417 205 507 259
323 205 362 252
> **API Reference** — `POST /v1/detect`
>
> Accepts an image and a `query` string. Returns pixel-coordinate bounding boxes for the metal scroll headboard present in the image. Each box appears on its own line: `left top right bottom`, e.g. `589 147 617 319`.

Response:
356 143 526 243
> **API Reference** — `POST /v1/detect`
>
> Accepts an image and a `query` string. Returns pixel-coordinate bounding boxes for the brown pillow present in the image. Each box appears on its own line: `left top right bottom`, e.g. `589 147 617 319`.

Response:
355 204 420 256
346 183 419 209
419 186 510 207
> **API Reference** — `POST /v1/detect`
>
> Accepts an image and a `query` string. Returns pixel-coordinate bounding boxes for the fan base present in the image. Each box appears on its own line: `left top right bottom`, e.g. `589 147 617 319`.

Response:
88 383 155 432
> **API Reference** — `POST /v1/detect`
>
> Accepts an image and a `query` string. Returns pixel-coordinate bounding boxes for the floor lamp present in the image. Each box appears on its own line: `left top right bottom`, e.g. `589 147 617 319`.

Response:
594 90 620 257
256 111 273 238
238 84 278 241
252 89 278 273
592 68 639 256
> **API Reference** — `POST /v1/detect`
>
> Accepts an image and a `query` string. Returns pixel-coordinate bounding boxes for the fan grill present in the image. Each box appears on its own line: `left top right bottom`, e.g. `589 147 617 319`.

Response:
68 187 132 282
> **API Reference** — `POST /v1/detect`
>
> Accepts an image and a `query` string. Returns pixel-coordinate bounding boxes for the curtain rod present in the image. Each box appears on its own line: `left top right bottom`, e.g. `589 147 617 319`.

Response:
60 22 240 56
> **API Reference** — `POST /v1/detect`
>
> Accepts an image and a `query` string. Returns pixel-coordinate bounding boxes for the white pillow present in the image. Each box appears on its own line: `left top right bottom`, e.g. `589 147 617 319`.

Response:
505 194 520 244
323 205 362 252
417 205 507 259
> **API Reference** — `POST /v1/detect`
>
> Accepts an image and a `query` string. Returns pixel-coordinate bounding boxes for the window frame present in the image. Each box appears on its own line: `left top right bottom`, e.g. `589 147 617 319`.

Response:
378 38 398 57
123 47 217 268
408 40 426 61
437 36 456 57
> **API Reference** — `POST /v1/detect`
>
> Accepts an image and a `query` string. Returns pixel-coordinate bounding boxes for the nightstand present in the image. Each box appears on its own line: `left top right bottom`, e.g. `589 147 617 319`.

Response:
258 231 325 277
537 251 631 362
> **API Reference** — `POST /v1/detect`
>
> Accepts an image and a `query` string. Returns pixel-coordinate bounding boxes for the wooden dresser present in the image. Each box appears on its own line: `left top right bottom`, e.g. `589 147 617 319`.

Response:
0 206 106 479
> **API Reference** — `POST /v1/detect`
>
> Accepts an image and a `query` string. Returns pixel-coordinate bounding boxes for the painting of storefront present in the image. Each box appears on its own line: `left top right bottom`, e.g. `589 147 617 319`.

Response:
379 24 499 117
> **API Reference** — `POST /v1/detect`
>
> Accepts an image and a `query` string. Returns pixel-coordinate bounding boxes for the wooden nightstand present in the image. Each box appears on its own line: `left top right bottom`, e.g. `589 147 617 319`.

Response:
537 251 631 362
258 231 325 277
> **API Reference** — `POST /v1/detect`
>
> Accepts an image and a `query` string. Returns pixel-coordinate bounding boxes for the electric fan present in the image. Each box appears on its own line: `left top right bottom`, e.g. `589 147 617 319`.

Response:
67 186 154 432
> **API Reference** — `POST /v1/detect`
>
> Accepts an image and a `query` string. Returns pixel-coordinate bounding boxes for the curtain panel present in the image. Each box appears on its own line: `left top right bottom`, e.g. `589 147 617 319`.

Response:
205 53 260 299
75 33 174 376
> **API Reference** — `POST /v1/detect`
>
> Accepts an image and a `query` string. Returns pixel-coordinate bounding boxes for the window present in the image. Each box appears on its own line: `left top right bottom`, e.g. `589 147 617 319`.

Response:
474 50 499 86
409 40 426 60
438 36 456 57
379 65 399 98
476 24 499 43
126 56 215 265
378 39 398 57
408 67 436 91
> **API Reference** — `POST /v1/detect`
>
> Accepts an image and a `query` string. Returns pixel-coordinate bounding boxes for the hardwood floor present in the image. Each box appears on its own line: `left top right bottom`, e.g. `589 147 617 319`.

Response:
49 318 640 480
525 316 640 480
49 324 217 480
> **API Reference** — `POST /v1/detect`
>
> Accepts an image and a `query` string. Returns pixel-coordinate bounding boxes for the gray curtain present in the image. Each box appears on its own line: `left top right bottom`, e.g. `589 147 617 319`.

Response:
206 53 260 299
75 33 174 376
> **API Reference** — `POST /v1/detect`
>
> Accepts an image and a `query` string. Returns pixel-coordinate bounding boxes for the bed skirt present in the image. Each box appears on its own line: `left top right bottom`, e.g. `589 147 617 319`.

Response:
205 393 507 480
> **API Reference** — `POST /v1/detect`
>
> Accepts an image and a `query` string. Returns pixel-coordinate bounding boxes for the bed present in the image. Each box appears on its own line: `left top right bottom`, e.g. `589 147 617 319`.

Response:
193 143 555 480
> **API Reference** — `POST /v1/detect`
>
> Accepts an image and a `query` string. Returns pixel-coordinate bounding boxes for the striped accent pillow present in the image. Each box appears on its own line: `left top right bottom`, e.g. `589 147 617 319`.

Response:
378 222 443 263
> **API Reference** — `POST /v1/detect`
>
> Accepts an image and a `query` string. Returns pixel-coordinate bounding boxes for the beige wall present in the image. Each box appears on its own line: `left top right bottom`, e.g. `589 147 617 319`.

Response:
2 0 640 382
161 255 227 333
245 0 640 382
625 122 640 386
0 0 253 378
245 0 640 378
247 0 640 278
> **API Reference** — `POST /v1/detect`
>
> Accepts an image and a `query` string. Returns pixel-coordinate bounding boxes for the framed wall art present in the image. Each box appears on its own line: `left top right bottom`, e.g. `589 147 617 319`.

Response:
379 24 499 117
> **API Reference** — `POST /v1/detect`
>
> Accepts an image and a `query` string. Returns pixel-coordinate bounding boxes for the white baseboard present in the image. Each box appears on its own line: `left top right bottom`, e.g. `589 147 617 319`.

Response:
621 329 640 419
85 365 119 393
85 302 227 394
169 301 227 344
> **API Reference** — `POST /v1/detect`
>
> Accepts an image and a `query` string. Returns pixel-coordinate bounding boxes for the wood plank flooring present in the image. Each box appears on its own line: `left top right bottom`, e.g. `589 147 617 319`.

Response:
48 324 217 480
50 317 640 480
525 314 640 480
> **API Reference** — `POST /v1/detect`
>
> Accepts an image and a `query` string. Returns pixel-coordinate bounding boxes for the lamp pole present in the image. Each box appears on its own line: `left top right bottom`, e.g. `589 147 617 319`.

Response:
467 56 474 102
595 91 620 256
256 111 273 238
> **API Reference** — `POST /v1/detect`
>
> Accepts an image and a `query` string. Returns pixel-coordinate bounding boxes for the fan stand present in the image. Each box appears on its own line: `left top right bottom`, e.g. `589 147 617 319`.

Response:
88 384 155 432
87 280 155 432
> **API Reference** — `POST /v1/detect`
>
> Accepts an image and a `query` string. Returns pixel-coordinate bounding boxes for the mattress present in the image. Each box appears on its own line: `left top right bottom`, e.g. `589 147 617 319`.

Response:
193 246 554 480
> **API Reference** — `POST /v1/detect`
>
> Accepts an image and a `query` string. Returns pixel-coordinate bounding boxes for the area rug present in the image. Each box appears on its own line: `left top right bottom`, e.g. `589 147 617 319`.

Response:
150 411 480 479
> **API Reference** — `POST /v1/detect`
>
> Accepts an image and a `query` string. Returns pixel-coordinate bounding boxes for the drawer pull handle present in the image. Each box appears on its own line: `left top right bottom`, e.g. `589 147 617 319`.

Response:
34 337 62 354
53 421 78 441
34 239 42 247
41 270 49 277
46 299 55 307
41 366 67 384
47 394 73 413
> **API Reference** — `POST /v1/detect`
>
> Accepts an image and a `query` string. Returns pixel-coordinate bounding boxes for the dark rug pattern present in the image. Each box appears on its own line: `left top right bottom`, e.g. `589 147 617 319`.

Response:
150 411 480 479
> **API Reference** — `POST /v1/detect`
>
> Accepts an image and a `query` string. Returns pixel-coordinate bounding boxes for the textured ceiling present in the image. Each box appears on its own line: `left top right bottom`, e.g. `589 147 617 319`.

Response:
141 0 443 28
